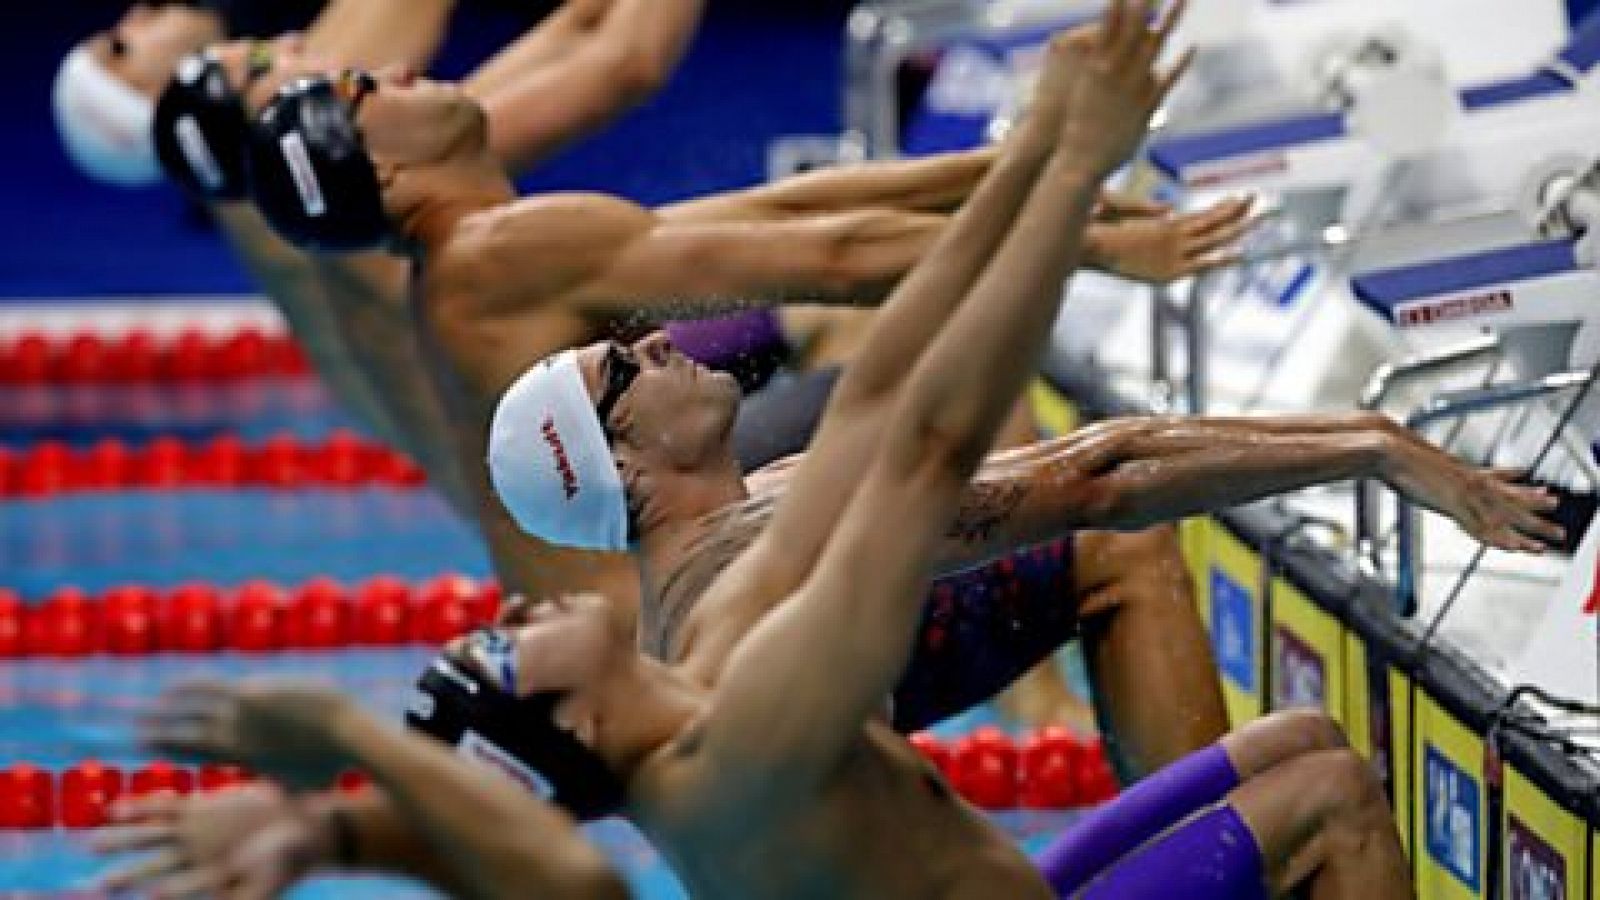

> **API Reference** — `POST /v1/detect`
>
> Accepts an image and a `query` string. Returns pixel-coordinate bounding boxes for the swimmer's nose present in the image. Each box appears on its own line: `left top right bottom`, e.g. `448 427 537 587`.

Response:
633 331 675 368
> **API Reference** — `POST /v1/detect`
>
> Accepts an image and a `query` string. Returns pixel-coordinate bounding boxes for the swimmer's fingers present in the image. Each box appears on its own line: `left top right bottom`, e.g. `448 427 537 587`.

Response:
1510 499 1566 545
144 865 233 900
1485 527 1550 556
1155 46 1196 104
1182 196 1255 242
109 790 185 825
1184 251 1243 276
1108 0 1151 63
96 847 188 893
1132 0 1183 72
90 821 174 856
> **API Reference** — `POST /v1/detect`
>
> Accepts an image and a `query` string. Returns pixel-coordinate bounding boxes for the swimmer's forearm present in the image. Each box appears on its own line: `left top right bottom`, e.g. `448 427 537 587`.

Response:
325 714 626 900
305 0 456 71
739 147 999 217
476 0 703 171
1073 416 1391 528
896 153 1098 469
466 0 615 96
941 414 1397 562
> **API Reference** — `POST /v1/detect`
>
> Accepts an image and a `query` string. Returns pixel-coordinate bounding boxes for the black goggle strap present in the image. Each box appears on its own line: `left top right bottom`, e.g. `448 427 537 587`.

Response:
464 628 519 694
595 343 640 434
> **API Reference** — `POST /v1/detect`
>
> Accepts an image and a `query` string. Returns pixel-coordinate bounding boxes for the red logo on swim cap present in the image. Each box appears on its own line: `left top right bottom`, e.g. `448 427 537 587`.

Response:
541 416 580 500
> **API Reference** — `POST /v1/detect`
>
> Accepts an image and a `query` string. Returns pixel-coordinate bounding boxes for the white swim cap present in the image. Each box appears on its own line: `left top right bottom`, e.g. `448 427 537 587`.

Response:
52 46 161 187
488 350 630 552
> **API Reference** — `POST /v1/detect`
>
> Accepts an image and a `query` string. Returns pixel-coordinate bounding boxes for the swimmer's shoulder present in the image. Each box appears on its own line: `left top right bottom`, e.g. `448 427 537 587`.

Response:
426 194 658 310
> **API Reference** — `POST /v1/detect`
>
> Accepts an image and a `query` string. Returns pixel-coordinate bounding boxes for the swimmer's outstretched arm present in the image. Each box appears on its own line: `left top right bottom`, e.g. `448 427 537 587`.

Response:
660 151 1253 285
936 411 1563 564
469 0 706 172
435 190 947 319
686 3 1180 800
132 681 629 900
663 146 1001 222
304 0 457 75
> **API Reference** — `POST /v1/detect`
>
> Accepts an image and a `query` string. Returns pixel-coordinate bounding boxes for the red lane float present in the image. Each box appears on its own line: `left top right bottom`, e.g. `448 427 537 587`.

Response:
1 575 501 659
4 726 1111 829
0 327 310 385
0 430 429 497
911 727 1118 811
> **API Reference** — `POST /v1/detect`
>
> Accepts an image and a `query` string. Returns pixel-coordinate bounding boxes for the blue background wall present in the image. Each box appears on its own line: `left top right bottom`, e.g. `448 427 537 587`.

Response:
0 0 851 299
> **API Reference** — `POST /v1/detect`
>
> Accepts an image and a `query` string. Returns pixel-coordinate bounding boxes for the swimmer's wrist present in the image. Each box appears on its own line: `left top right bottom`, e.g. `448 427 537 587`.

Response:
1039 158 1102 199
303 793 361 871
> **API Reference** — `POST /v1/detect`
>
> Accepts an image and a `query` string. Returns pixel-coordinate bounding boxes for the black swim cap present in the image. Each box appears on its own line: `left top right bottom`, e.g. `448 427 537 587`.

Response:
247 72 386 252
153 48 266 201
406 655 628 821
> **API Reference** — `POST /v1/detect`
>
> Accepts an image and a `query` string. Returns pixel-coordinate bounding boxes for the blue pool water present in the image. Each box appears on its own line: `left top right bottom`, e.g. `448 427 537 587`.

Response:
0 376 1084 897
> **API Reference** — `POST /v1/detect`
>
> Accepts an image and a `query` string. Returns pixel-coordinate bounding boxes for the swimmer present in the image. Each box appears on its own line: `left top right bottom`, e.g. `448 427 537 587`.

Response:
237 26 1256 772
138 13 1438 894
52 0 454 188
99 681 629 900
116 5 1548 890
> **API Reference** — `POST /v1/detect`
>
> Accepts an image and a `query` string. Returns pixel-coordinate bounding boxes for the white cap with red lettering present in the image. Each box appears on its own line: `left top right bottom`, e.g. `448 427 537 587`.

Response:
52 46 161 187
488 350 629 552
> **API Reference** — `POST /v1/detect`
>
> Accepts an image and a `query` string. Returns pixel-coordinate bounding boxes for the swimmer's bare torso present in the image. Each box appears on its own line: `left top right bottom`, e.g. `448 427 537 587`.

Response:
632 718 1050 900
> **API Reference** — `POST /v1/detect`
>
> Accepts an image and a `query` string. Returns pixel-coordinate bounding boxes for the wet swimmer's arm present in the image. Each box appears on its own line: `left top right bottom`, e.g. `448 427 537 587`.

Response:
472 0 706 172
444 192 947 318
934 412 1564 566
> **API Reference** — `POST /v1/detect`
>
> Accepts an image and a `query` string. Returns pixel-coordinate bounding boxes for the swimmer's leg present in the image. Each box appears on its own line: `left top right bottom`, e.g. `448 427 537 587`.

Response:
1227 744 1410 899
1037 709 1349 897
1071 741 1407 899
1074 525 1228 779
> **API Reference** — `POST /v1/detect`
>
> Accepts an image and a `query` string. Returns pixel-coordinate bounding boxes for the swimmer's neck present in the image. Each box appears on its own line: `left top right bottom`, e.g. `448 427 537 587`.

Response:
389 154 517 253
635 463 751 575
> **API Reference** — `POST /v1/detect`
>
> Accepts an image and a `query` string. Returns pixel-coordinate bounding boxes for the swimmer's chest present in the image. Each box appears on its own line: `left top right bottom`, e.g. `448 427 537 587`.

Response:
660 726 1035 899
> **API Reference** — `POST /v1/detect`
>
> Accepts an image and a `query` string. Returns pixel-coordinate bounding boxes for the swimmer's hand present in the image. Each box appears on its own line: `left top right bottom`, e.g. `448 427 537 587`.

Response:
1092 190 1171 223
1087 195 1256 283
92 784 330 899
141 678 362 790
1033 0 1190 180
1380 429 1565 554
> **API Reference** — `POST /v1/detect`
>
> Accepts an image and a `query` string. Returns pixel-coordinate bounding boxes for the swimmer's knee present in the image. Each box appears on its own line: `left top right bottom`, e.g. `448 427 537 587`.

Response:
1075 525 1192 618
1301 747 1385 821
1267 708 1349 754
1225 709 1349 778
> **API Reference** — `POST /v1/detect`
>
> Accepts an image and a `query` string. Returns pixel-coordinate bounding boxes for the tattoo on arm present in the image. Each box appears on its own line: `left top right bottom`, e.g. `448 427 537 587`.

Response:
947 482 1028 545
